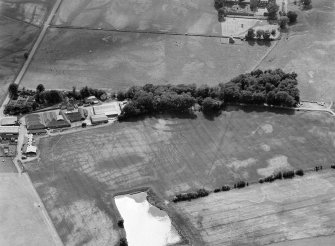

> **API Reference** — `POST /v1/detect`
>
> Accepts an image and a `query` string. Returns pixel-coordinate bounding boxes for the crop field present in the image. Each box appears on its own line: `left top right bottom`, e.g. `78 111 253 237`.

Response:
0 0 56 26
23 109 335 245
0 173 60 246
52 0 221 35
0 16 39 103
175 171 335 246
20 28 269 91
257 0 335 101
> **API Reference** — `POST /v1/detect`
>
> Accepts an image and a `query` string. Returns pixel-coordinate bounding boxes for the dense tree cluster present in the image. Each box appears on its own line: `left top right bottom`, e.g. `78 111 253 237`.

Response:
8 83 19 99
221 69 299 107
119 69 299 119
118 84 197 119
267 1 279 20
172 189 209 203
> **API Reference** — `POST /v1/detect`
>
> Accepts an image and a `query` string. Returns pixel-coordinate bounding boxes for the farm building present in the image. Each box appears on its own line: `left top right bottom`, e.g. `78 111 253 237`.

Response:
1 117 18 126
25 114 46 130
0 126 19 141
93 102 121 117
91 114 108 125
65 111 85 122
22 145 37 157
85 96 99 104
28 129 47 135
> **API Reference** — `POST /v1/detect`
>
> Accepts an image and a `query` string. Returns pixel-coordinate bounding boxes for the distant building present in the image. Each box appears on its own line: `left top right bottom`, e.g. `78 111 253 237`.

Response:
85 96 99 104
91 114 108 125
1 117 18 126
0 126 19 141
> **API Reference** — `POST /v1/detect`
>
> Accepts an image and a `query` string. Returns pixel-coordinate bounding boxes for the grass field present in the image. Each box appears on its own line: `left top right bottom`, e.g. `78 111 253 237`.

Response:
0 0 56 26
52 0 221 35
20 28 268 91
0 173 60 246
23 109 335 245
257 0 335 102
175 171 335 246
0 16 39 102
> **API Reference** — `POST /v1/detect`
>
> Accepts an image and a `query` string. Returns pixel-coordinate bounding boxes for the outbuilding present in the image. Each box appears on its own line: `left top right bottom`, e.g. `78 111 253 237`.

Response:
91 114 108 125
93 102 121 117
1 117 18 126
0 126 19 141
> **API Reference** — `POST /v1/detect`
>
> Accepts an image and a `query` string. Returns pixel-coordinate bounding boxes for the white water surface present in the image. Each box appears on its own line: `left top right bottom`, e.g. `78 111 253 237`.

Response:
115 192 180 246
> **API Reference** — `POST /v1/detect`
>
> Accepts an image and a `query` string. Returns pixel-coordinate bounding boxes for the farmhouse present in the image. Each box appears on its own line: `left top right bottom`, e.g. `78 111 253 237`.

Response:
93 102 121 117
0 126 19 141
1 117 18 126
91 114 108 125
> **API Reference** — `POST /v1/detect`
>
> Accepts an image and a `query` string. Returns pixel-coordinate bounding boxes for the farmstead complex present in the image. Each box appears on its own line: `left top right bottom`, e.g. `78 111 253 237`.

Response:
0 0 334 246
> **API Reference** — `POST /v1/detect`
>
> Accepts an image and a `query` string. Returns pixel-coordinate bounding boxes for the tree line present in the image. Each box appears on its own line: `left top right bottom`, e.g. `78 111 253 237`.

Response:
118 69 300 119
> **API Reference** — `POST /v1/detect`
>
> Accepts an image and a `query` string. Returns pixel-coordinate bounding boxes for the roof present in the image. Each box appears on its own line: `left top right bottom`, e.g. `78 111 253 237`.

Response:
26 145 37 154
28 129 47 134
0 117 17 126
87 96 97 100
91 114 108 122
25 114 46 130
0 126 19 134
66 112 83 122
93 102 121 116
57 115 64 121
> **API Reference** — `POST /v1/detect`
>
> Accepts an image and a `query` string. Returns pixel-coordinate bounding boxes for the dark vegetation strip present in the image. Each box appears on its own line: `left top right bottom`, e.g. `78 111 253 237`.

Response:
117 69 300 120
172 165 334 203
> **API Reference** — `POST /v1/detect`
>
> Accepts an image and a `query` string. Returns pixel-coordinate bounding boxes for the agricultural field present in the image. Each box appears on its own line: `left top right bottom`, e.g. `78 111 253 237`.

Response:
175 171 335 246
24 109 335 245
52 0 221 35
0 16 39 103
20 28 268 91
257 0 335 101
0 0 56 26
0 173 61 246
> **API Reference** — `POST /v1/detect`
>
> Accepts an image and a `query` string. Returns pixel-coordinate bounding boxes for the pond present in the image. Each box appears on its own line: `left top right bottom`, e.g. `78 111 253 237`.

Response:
114 192 181 246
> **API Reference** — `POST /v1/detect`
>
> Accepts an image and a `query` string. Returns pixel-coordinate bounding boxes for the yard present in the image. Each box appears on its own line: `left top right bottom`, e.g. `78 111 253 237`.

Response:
23 109 335 245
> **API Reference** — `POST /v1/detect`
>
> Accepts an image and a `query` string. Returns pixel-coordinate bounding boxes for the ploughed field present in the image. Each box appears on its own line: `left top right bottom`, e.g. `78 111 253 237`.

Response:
52 0 221 35
20 28 268 91
0 0 56 26
258 0 335 101
0 16 39 102
175 171 335 246
24 109 335 245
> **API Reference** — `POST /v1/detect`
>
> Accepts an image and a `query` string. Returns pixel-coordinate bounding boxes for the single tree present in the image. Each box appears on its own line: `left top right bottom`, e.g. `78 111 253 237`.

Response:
36 84 45 93
287 11 298 23
256 29 264 39
245 28 255 40
8 83 18 99
278 16 289 29
267 2 279 20
263 30 271 40
302 0 312 8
